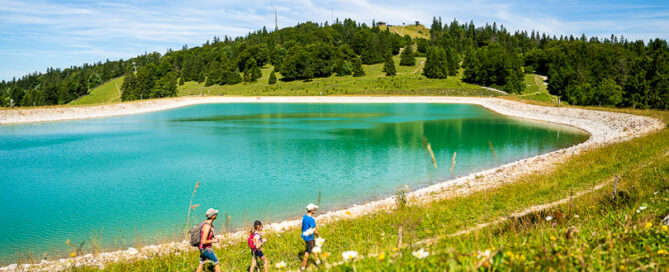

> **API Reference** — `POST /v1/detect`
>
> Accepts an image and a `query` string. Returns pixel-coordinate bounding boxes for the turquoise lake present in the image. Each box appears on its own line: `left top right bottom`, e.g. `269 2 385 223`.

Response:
0 103 589 262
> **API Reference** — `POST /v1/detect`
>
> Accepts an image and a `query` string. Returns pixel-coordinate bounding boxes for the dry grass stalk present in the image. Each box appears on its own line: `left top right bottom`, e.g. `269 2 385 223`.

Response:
427 143 438 169
186 181 200 230
489 141 499 163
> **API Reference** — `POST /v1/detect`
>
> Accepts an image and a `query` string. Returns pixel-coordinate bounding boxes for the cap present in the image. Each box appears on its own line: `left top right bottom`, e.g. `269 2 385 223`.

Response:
205 208 219 218
254 220 262 226
306 203 319 211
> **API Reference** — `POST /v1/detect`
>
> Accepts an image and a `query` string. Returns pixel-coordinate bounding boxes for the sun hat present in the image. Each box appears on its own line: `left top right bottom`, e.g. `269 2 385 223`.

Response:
306 203 319 211
206 208 219 218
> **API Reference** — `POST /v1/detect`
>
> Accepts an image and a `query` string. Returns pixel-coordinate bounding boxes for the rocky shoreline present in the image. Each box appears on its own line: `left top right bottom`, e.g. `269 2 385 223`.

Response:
0 96 664 271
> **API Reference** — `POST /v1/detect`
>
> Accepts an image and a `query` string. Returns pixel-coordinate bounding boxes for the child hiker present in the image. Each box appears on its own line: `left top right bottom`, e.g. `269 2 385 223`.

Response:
300 203 321 271
248 220 269 272
196 208 222 272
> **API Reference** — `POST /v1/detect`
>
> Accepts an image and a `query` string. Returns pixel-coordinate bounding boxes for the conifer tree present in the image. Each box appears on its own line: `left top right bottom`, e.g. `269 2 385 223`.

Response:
383 53 397 76
268 71 277 85
399 46 416 66
352 57 365 77
423 46 448 79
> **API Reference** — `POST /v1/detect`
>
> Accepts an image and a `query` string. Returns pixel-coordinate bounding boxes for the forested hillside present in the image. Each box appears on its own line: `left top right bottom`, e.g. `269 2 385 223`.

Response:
1 17 667 109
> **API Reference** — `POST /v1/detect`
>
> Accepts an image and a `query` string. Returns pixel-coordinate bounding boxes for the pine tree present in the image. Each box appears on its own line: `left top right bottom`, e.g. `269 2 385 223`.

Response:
399 46 416 66
352 57 365 77
243 58 261 82
268 71 277 85
383 53 397 76
445 48 460 76
423 46 448 79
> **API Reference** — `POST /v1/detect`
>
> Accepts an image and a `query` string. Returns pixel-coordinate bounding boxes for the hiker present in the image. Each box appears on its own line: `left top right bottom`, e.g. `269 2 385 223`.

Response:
196 208 222 272
249 220 269 272
300 203 321 271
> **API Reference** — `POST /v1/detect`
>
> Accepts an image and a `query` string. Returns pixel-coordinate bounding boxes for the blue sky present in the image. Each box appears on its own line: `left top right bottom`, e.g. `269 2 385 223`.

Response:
1 0 668 81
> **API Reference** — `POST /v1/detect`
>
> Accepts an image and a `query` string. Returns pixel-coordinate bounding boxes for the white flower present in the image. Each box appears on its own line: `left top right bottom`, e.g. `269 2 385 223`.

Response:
302 228 315 236
574 214 579 219
275 261 287 268
477 249 491 259
315 237 326 247
126 247 138 255
412 248 430 259
342 250 358 261
545 216 553 221
312 246 322 253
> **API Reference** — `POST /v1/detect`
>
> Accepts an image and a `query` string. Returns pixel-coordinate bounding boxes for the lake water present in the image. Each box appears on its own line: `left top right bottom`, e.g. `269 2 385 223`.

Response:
0 103 588 262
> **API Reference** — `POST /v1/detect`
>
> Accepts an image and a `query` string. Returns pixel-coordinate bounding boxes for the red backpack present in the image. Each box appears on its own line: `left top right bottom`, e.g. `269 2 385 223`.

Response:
247 232 257 251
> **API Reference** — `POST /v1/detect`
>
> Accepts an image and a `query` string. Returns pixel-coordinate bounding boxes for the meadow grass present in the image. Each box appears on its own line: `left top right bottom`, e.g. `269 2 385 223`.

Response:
379 24 430 39
69 77 125 105
177 58 495 97
69 107 669 271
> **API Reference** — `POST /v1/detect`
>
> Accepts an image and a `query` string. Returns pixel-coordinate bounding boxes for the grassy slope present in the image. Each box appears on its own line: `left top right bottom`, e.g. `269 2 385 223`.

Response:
69 105 668 271
178 56 495 97
69 77 125 105
380 24 430 39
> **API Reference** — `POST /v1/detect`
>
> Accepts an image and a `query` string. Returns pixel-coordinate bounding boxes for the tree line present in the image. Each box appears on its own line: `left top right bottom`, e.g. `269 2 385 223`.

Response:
2 17 667 109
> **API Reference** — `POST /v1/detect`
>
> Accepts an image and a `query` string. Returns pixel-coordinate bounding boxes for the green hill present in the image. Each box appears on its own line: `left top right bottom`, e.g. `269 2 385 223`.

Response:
380 24 430 39
178 56 495 97
69 76 125 105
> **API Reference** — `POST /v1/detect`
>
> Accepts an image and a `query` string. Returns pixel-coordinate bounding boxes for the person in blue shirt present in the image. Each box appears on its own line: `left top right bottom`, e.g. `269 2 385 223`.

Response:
300 203 321 271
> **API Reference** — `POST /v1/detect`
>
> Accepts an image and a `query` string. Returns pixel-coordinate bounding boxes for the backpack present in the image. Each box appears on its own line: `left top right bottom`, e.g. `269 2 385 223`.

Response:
188 222 210 247
247 232 260 251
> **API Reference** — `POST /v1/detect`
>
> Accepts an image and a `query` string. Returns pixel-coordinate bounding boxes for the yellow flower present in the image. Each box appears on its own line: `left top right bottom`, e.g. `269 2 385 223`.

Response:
377 252 386 261
550 235 557 241
321 252 330 259
392 247 398 252
619 265 626 270
518 255 526 261
345 211 351 216
658 249 668 255
662 225 668 231
645 222 653 229
69 252 76 258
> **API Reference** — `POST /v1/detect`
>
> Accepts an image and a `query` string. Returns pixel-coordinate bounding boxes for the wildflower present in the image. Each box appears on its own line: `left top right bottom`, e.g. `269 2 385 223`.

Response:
550 235 557 241
477 249 491 259
546 216 553 221
69 252 76 258
574 214 579 219
302 228 315 236
275 261 287 268
518 254 526 261
412 248 429 259
645 222 653 229
658 249 668 255
346 211 352 216
321 252 330 259
662 225 668 231
636 205 648 214
620 265 625 270
377 252 386 261
315 237 326 247
654 191 659 195
504 251 515 260
342 250 358 261
312 247 322 253
392 247 398 252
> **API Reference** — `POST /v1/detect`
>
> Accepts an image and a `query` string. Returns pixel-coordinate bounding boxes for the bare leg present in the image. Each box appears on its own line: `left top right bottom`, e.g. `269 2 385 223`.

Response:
260 256 269 272
213 263 222 272
196 263 204 272
301 252 309 269
250 256 257 272
313 252 320 264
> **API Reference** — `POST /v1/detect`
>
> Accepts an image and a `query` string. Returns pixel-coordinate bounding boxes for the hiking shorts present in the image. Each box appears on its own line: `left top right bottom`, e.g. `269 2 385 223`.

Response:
199 248 220 265
305 240 315 254
252 249 264 258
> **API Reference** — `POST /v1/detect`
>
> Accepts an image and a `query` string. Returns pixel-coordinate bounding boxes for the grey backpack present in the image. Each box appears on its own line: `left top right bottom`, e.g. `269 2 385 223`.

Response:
188 222 209 247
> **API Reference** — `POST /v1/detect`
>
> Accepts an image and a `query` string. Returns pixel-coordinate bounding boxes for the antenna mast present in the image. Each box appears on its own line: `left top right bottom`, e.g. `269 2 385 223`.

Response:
274 7 278 31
